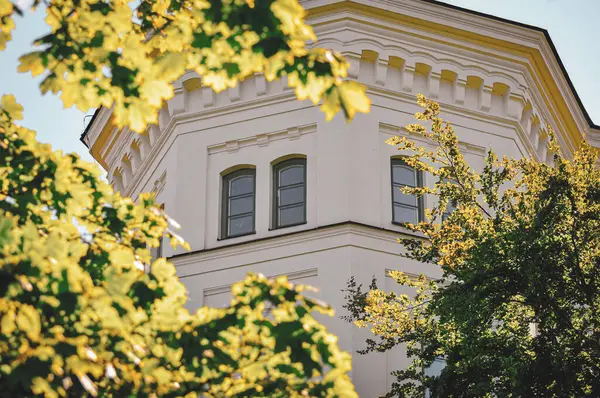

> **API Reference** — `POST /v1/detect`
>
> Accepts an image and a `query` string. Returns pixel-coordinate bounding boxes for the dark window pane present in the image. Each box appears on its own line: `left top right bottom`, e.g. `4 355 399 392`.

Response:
279 165 304 187
230 175 254 196
394 204 418 224
443 200 457 221
279 186 304 206
279 204 305 227
393 185 417 206
392 165 416 186
228 215 253 236
229 195 253 216
425 359 446 398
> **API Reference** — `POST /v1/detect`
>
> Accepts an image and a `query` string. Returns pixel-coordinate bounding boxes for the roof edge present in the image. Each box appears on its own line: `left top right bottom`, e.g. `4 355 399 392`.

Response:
78 0 599 147
80 107 101 148
422 0 598 129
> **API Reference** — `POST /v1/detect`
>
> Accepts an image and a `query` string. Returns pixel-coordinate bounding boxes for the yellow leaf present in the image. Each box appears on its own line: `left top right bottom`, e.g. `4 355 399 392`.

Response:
270 0 315 40
1 312 16 335
123 101 155 133
109 248 135 266
17 52 46 77
0 0 13 16
153 53 187 83
321 81 370 121
142 80 173 108
152 366 172 384
32 377 58 398
151 258 176 282
1 94 23 120
338 81 370 120
320 87 340 121
16 304 41 340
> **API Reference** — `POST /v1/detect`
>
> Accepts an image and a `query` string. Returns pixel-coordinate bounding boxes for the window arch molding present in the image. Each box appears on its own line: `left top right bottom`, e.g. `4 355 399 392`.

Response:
271 155 307 229
270 153 307 166
219 163 256 177
390 156 424 225
220 165 256 239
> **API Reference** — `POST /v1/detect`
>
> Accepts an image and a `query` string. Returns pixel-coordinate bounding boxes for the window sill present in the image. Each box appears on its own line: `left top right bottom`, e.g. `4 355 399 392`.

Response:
217 231 256 241
269 221 307 231
390 221 427 239
391 221 421 227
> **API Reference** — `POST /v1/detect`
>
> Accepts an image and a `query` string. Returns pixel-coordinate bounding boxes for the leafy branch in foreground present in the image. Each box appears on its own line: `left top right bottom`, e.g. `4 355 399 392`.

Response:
2 0 369 132
0 95 357 397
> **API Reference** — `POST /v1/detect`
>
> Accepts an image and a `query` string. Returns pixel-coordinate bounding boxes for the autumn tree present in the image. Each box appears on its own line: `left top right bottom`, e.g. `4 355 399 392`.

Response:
0 0 370 396
344 95 600 397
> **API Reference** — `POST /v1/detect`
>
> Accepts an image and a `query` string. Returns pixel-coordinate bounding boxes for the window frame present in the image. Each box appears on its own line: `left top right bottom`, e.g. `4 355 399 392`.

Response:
390 158 424 225
272 158 307 230
148 204 165 273
221 168 256 239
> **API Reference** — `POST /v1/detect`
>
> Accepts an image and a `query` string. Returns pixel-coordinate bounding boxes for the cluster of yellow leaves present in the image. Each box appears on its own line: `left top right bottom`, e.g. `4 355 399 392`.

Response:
0 0 14 50
5 0 370 132
352 95 600 397
356 271 437 340
0 95 357 397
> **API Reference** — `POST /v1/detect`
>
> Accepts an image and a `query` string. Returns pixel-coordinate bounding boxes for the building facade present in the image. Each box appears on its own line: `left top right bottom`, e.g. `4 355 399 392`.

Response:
81 1 599 396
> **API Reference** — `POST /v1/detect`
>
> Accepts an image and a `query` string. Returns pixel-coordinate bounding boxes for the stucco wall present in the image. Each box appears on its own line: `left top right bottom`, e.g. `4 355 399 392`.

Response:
81 1 597 395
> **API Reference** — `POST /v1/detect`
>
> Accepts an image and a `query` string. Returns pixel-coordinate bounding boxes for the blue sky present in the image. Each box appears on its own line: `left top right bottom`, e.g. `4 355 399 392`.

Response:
1 0 598 166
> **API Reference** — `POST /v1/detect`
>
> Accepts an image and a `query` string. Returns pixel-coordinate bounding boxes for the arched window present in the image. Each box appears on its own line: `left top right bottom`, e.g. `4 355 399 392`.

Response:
221 168 256 239
391 158 423 224
273 158 307 229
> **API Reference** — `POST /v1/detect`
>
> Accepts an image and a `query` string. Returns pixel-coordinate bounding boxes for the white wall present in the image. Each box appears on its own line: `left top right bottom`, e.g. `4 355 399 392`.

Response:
85 1 594 395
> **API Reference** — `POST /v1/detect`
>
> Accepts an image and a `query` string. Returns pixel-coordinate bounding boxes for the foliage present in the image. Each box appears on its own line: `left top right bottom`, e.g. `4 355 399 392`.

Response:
0 95 357 396
344 95 600 397
0 0 370 395
1 0 369 132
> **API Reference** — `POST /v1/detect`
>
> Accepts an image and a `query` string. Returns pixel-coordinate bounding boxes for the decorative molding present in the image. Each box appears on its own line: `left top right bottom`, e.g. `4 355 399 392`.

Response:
102 11 581 193
256 133 269 147
287 126 301 140
378 122 435 149
458 142 486 156
151 170 167 198
207 123 317 155
86 1 596 177
384 268 439 282
202 268 318 298
384 268 421 281
225 140 239 153
380 122 487 157
172 222 423 277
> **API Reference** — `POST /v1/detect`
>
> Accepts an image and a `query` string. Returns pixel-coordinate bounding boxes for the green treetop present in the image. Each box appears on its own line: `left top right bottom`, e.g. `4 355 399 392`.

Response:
345 95 600 398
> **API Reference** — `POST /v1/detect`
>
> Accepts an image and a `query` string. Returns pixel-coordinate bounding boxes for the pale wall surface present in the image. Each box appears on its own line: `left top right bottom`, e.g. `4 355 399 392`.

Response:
82 1 597 396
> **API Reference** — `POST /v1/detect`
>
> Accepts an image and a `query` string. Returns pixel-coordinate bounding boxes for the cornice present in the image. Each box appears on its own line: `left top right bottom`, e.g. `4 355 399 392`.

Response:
83 0 597 170
171 221 423 277
200 268 319 294
304 0 595 142
120 91 310 198
122 78 547 199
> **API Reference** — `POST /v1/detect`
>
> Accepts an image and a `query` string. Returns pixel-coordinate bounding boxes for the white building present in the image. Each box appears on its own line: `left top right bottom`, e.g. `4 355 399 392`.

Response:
81 1 599 396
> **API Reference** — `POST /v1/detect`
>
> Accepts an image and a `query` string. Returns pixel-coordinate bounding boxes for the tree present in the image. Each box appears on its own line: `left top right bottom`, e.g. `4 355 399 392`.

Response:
344 95 600 397
0 0 369 396
0 95 357 397
0 94 359 397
